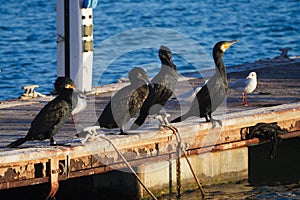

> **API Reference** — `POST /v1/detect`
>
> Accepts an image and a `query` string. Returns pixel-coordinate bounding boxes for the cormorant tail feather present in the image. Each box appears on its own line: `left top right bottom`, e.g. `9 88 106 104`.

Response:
7 137 27 148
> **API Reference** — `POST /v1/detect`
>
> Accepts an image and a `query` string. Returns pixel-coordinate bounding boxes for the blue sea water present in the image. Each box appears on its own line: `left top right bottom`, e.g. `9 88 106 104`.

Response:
0 0 300 101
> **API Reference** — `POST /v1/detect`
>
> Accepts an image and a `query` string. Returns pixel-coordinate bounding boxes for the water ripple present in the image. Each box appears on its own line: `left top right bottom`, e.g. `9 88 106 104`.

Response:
0 0 299 101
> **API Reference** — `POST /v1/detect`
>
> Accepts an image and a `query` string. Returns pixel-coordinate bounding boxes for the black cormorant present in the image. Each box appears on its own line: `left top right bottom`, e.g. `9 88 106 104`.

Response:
96 67 151 134
171 40 238 127
7 77 85 148
130 45 178 130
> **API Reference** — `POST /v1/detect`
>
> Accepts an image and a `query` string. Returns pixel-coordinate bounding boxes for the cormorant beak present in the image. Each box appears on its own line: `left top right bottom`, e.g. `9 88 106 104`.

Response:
165 56 173 66
221 40 238 52
159 46 174 67
161 54 175 68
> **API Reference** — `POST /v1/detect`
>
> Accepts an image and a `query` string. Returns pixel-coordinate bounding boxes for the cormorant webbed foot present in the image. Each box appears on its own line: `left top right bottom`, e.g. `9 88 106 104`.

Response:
211 118 222 128
205 115 222 128
119 129 129 135
50 137 71 146
51 143 72 147
50 137 57 146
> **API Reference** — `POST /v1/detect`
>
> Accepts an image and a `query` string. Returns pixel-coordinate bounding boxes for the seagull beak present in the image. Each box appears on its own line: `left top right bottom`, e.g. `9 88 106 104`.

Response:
66 84 86 98
75 88 86 99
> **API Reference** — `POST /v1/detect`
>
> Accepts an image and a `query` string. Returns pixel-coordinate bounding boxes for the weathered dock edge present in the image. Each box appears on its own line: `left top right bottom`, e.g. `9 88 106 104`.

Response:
0 102 300 198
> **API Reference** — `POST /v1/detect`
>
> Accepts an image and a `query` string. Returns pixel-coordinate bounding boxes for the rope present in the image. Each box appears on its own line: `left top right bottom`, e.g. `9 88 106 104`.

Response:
97 134 158 200
163 125 206 199
168 154 173 195
247 122 288 159
82 126 158 199
176 133 181 199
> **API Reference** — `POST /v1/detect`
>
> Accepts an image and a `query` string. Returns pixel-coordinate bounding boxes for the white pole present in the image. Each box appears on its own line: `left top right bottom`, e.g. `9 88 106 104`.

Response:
56 0 65 79
56 0 97 92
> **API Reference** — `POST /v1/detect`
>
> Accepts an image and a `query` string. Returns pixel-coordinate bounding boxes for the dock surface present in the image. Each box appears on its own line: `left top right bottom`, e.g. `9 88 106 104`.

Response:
1 56 299 144
0 55 299 199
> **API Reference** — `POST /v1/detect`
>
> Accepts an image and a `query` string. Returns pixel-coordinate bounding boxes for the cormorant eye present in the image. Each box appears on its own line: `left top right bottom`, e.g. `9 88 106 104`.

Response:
65 84 74 89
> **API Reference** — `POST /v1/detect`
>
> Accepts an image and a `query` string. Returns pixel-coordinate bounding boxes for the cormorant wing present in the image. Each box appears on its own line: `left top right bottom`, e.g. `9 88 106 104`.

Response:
27 97 72 139
111 86 132 123
194 76 219 105
139 83 172 115
99 85 133 129
193 83 211 109
128 85 149 116
138 85 159 113
189 76 226 116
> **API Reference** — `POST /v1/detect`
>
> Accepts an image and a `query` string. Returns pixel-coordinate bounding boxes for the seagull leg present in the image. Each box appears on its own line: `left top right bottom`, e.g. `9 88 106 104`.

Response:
241 93 245 105
72 114 76 124
243 93 248 106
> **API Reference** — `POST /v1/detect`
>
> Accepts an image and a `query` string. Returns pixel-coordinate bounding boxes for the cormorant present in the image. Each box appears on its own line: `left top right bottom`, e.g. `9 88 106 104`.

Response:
130 45 178 130
7 77 85 148
54 77 87 124
96 67 151 134
229 71 257 106
171 40 238 127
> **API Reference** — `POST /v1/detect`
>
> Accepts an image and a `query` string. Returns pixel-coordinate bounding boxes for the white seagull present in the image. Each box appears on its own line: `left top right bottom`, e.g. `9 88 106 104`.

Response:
229 71 257 106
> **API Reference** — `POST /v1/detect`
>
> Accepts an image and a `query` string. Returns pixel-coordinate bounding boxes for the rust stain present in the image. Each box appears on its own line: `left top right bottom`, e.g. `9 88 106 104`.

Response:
91 154 114 167
138 148 148 155
123 150 138 160
0 168 20 182
70 158 87 171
